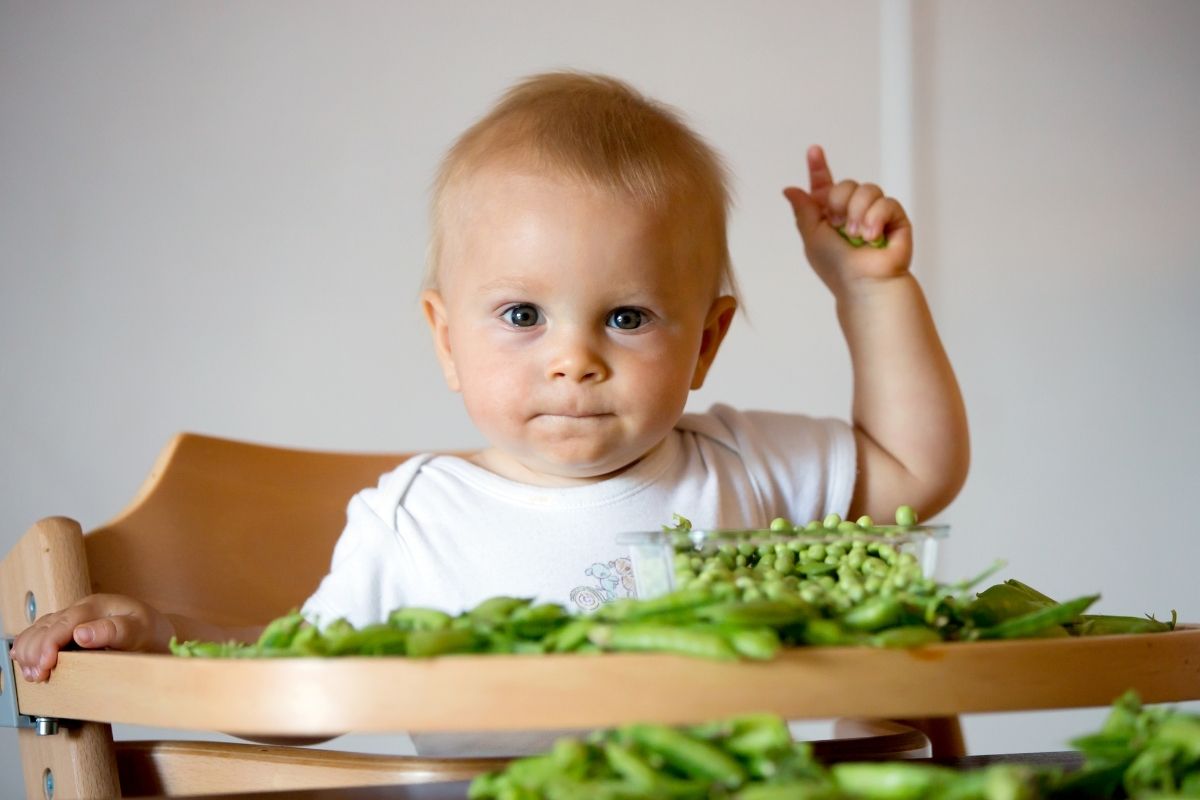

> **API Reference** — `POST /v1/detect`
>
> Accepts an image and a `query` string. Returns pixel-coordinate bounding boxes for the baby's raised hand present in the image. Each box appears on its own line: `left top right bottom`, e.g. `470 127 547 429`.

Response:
11 593 174 682
784 145 913 295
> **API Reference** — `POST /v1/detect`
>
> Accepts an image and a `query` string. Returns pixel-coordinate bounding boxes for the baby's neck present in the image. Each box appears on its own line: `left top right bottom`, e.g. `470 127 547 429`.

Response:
468 446 658 488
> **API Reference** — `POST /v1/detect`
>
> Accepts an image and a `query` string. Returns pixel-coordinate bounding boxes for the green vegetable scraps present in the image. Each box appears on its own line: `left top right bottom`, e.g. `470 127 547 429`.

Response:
838 224 888 249
469 692 1200 799
170 506 1178 661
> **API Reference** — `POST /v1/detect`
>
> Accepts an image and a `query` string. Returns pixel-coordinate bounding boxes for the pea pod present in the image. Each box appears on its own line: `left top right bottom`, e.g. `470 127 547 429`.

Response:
869 625 942 648
255 611 306 649
968 583 1052 628
511 603 572 639
317 618 358 654
545 777 661 800
544 618 596 653
722 626 782 660
405 627 480 657
841 596 904 632
599 587 719 622
465 771 504 799
932 764 1040 800
601 743 708 797
288 624 328 656
628 723 747 786
387 606 453 631
350 625 409 655
170 638 246 658
974 594 1099 640
1153 715 1200 760
1002 578 1058 605
501 753 558 791
831 761 955 800
722 714 793 757
468 596 533 626
551 737 591 780
325 623 408 656
696 599 814 628
801 619 869 646
588 623 740 661
734 782 832 799
1072 611 1176 636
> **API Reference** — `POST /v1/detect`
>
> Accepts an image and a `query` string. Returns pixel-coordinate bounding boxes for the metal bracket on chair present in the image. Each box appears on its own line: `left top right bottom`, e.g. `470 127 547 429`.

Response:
2 637 56 733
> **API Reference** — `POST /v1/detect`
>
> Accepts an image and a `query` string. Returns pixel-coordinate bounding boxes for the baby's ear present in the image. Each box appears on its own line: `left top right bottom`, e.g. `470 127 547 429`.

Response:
421 289 461 392
690 295 738 390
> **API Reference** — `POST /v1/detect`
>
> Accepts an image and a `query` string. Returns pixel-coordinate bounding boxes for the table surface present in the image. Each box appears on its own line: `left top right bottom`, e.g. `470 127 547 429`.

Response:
15 627 1200 735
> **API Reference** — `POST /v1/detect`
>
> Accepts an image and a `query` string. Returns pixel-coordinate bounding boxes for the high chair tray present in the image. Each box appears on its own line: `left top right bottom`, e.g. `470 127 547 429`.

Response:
14 626 1200 736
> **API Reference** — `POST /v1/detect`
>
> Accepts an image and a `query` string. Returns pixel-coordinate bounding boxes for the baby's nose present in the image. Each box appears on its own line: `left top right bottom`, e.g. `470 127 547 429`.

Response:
546 333 608 382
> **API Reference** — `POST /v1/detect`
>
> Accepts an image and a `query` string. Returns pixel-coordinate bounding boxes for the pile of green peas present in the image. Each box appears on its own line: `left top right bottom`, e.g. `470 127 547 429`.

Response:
669 506 936 613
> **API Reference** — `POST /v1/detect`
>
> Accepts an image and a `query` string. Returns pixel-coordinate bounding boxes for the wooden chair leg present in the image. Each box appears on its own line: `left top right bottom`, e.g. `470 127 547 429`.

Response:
18 724 121 800
2 518 121 799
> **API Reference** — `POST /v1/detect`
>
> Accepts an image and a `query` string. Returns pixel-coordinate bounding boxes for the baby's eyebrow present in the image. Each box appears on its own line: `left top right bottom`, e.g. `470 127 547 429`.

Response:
475 277 537 294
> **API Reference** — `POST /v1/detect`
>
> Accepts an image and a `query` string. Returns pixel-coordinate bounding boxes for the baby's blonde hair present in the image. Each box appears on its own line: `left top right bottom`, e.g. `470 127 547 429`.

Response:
426 71 737 300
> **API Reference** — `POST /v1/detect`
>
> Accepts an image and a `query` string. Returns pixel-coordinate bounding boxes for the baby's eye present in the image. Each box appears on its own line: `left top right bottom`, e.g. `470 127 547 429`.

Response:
502 304 543 328
607 308 645 330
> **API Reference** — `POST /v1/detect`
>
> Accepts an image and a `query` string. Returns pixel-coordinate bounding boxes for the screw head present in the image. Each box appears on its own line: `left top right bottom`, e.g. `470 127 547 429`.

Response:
25 591 37 623
35 717 60 736
43 768 54 799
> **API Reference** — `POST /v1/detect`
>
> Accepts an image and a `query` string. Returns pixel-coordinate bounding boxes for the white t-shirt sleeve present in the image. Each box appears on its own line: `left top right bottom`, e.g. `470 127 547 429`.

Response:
300 461 425 629
681 403 857 523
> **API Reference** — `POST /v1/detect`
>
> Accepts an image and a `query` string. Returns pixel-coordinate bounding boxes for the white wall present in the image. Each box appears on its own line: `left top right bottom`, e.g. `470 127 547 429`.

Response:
1 1 1196 795
0 1 883 792
913 0 1200 753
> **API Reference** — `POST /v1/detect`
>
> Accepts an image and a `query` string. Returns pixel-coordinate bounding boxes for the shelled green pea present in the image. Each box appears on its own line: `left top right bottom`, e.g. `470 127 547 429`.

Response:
668 505 935 612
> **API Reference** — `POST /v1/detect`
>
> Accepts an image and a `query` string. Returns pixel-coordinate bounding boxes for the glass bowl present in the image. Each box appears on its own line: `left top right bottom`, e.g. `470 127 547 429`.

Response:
619 524 948 600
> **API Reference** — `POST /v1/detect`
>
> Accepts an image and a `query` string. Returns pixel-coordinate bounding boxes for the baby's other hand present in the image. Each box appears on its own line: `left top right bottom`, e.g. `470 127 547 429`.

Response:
11 593 174 682
784 145 913 296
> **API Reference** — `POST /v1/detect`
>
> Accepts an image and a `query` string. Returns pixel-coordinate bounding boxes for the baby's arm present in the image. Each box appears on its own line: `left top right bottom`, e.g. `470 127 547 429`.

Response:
784 145 969 521
11 593 264 682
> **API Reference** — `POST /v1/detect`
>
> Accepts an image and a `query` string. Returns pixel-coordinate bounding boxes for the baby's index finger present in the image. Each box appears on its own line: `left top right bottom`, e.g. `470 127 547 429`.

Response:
807 145 834 198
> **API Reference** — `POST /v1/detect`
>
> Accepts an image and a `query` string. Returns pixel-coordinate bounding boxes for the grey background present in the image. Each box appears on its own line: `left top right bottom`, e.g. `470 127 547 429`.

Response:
3 1 1198 795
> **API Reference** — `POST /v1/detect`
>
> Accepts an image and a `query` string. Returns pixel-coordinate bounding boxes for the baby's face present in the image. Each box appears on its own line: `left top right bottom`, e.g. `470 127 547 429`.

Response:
424 168 735 485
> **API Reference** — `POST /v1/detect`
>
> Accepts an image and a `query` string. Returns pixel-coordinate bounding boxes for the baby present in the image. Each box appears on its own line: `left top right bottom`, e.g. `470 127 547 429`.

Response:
13 71 969 683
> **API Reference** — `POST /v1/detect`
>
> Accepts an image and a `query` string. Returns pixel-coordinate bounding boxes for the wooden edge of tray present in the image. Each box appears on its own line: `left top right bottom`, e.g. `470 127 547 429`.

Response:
15 626 1200 736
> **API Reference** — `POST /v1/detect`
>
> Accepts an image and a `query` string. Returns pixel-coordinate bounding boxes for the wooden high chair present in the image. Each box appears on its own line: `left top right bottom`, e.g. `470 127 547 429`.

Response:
1 434 515 798
0 432 933 798
8 432 1196 800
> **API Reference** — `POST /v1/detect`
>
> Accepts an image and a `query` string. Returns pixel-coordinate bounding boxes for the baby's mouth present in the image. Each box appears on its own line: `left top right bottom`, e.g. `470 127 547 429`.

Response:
535 411 613 420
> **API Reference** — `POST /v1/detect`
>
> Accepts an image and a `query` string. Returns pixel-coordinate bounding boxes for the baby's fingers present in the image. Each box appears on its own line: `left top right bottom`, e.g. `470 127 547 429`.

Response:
860 196 908 244
824 180 863 227
73 615 150 651
12 613 85 681
844 184 884 235
806 145 834 205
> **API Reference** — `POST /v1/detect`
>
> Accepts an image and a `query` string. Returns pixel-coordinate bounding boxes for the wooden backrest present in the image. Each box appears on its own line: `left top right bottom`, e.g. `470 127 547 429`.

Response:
82 433 412 627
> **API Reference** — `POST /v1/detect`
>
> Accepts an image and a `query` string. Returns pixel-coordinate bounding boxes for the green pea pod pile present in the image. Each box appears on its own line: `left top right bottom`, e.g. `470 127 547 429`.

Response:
170 505 1178 660
170 597 574 659
665 508 1177 647
470 692 1200 799
468 713 824 800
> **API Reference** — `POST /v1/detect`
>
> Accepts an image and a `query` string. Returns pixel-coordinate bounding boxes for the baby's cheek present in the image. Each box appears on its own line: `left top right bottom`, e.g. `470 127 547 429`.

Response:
459 375 524 439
